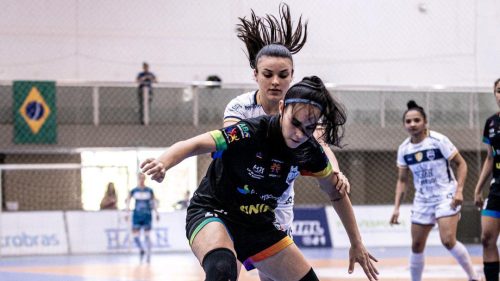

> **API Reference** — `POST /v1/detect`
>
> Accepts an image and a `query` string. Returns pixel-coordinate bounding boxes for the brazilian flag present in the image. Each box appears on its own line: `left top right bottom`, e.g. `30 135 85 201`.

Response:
13 81 57 144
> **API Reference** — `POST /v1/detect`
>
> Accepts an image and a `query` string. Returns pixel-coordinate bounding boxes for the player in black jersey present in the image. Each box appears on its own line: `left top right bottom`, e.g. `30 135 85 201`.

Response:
475 78 500 281
141 76 378 281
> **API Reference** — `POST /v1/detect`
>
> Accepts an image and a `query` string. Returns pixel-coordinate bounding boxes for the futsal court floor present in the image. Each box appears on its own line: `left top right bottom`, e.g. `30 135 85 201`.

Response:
0 245 485 280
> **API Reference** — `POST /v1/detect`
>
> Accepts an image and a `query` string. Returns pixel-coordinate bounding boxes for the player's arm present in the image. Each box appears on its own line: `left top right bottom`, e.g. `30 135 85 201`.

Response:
449 151 467 209
316 175 379 280
475 145 494 209
141 132 216 183
313 127 349 193
390 167 409 225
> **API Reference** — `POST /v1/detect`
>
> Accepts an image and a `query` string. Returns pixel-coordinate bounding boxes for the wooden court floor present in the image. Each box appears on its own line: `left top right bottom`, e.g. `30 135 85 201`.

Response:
0 245 485 280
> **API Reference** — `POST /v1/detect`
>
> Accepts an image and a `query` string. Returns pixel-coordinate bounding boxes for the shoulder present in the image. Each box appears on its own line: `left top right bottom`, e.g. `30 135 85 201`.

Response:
398 137 411 151
485 114 499 126
428 130 449 142
227 91 257 107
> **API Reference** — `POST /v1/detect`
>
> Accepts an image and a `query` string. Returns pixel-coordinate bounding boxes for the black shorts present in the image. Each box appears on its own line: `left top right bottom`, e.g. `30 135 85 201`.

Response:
185 200 293 271
483 193 500 218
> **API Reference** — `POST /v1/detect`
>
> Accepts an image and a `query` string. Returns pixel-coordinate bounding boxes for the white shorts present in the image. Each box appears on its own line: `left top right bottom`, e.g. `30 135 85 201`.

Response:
411 196 461 225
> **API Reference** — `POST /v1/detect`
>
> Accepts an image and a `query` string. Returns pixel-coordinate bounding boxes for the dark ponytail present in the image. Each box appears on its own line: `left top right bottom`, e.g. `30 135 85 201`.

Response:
403 100 427 122
284 76 346 148
236 3 308 69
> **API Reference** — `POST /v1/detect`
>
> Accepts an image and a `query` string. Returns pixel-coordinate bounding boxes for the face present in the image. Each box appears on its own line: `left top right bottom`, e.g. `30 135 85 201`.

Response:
495 82 500 108
254 56 293 103
138 173 146 186
280 102 320 149
404 110 426 137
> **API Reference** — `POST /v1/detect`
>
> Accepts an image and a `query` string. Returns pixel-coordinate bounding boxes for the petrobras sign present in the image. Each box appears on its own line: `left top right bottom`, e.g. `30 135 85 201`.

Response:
292 207 332 248
0 212 67 255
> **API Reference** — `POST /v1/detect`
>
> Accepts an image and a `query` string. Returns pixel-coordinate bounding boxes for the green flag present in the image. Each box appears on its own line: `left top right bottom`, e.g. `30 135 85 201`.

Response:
13 81 57 144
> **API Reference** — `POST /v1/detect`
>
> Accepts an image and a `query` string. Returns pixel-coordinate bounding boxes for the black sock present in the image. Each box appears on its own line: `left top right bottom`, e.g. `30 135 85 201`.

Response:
484 261 500 281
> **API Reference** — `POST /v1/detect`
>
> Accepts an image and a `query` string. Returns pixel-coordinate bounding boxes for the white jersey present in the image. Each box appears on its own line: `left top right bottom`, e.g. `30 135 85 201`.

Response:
397 130 458 204
224 91 295 232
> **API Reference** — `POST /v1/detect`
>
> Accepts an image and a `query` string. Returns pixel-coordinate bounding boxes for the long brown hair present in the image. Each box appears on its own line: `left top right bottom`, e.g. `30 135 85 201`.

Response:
236 3 308 69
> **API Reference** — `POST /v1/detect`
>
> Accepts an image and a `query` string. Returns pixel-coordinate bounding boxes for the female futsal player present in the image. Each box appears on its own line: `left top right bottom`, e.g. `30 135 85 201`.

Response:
474 78 500 281
225 1 349 238
142 76 378 281
390 100 479 281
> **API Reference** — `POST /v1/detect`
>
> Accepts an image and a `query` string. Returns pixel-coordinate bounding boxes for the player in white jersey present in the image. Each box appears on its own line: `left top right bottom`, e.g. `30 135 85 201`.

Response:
225 4 350 281
390 100 479 281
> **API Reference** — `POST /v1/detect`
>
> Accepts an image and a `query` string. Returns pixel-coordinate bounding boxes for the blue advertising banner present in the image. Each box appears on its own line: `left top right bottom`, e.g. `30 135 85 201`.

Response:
292 207 332 248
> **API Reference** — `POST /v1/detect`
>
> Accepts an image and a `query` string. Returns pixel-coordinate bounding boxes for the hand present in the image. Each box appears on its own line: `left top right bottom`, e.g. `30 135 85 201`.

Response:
389 209 400 225
335 171 351 195
156 214 160 221
141 158 166 183
348 244 379 280
474 191 484 211
450 191 463 210
125 214 130 222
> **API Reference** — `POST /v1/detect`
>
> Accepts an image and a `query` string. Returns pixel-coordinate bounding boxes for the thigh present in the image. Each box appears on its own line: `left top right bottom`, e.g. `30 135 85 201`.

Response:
482 216 500 239
190 220 236 264
411 223 434 252
254 243 311 281
436 213 459 243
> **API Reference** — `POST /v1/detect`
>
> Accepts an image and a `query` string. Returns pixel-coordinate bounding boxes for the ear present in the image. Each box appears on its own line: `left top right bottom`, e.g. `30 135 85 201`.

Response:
279 100 284 113
253 69 258 81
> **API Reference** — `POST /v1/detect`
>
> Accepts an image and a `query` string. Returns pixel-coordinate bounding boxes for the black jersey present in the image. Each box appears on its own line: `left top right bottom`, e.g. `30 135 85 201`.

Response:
192 115 332 227
483 113 500 196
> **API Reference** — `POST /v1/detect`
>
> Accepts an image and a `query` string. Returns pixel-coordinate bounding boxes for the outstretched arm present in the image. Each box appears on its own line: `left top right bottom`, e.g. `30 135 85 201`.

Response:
141 132 216 182
317 175 379 280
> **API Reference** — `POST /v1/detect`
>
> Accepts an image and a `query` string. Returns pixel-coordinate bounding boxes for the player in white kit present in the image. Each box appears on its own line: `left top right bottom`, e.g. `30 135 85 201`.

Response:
390 100 479 281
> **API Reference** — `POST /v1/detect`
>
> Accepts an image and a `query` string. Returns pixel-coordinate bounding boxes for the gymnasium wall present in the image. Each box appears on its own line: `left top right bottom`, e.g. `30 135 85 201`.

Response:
0 0 499 87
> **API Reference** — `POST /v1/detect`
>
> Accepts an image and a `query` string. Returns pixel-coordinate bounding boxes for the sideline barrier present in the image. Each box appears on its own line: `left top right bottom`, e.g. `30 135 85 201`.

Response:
1 210 190 256
1 205 444 256
325 205 441 248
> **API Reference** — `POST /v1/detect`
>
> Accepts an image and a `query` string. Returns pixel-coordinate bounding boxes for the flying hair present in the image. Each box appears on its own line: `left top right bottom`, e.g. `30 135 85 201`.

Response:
236 3 308 69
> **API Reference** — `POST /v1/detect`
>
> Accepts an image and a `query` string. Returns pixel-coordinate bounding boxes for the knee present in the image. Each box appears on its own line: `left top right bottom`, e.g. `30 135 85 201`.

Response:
411 241 425 253
202 248 237 281
441 239 455 250
299 268 319 281
481 232 497 249
440 236 455 249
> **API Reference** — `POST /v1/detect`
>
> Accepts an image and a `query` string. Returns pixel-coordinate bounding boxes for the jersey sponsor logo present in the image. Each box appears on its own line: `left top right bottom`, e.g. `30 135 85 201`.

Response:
231 104 242 111
286 166 299 185
224 127 241 143
260 193 281 201
414 168 433 179
240 204 273 215
269 162 282 178
223 124 251 144
237 184 255 195
247 164 265 179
